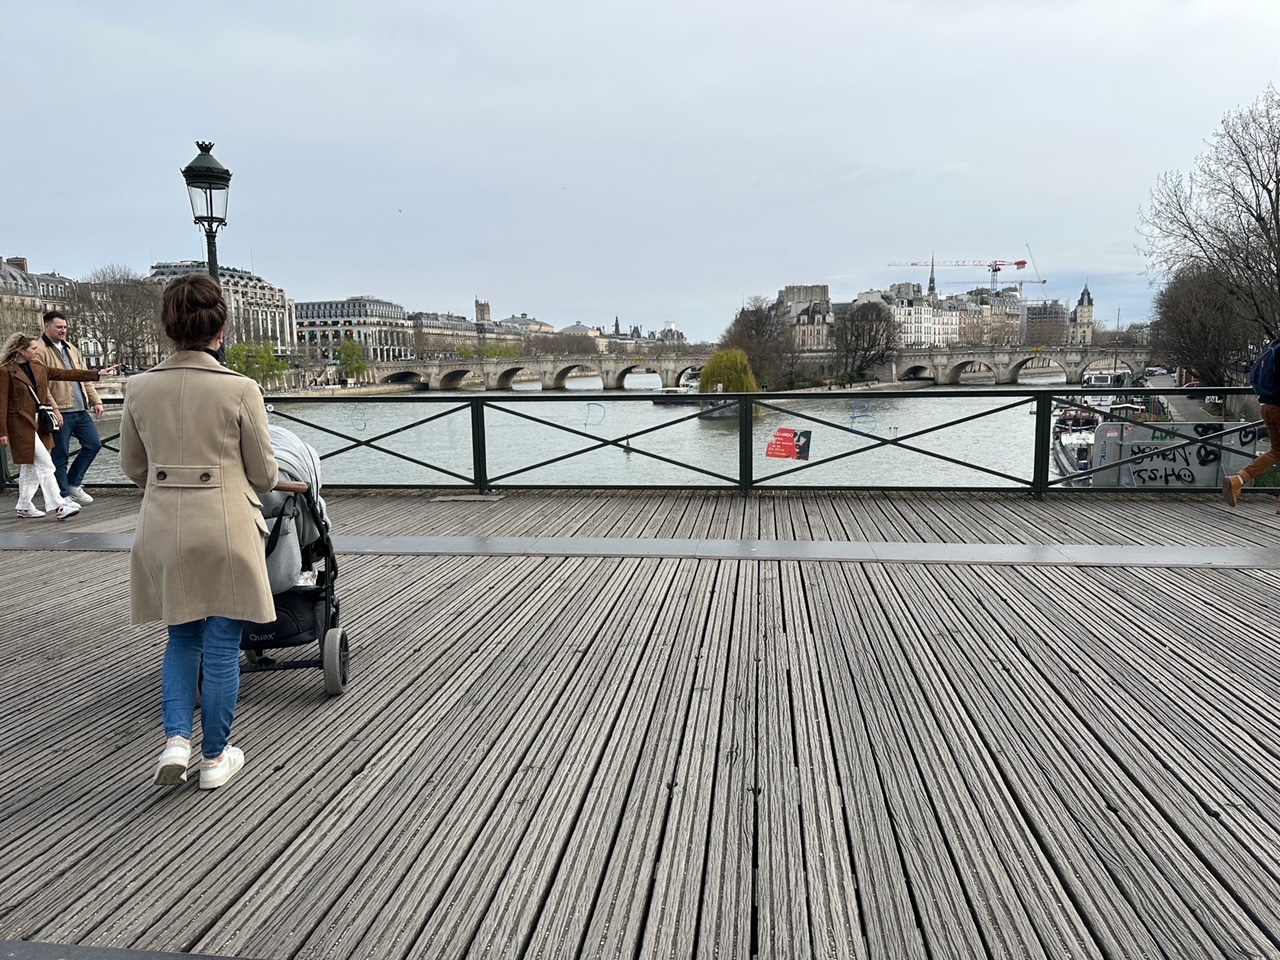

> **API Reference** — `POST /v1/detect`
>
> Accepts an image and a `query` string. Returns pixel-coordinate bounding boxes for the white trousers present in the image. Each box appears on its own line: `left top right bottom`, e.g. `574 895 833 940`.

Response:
17 439 67 512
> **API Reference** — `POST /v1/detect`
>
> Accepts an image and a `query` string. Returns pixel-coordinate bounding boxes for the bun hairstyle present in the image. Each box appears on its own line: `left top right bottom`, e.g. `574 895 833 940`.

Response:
2 332 37 366
161 273 228 350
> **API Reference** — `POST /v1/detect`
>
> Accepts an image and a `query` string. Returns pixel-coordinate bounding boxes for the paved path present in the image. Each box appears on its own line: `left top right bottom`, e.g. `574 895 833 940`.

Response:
3 490 1280 960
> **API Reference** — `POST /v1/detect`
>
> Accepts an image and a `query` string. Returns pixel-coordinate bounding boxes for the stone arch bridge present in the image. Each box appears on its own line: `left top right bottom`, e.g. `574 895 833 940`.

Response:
363 355 708 390
885 344 1150 385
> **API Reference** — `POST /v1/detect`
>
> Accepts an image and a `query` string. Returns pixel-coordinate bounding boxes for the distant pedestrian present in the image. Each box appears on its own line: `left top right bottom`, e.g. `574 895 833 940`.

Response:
36 311 105 505
122 273 278 791
1224 344 1280 508
0 333 113 519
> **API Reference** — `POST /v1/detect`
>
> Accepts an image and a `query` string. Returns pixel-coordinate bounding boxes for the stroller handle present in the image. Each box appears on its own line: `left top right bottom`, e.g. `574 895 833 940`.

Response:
274 480 309 493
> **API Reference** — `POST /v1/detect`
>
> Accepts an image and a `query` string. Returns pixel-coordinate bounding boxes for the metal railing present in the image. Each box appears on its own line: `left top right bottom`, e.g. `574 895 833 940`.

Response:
6 385 1265 498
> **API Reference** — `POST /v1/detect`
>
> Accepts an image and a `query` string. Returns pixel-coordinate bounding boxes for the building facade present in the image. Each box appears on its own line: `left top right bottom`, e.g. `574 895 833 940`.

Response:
1067 284 1095 345
0 257 42 337
295 295 411 363
150 262 295 356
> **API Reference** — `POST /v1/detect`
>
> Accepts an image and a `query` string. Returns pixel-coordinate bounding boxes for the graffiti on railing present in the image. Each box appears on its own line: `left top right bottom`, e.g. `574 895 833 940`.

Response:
1095 421 1260 488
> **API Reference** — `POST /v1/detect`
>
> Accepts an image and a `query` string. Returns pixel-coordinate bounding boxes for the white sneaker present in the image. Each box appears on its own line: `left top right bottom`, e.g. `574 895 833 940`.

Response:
68 486 94 504
199 746 245 790
15 502 45 518
153 737 192 785
55 501 81 520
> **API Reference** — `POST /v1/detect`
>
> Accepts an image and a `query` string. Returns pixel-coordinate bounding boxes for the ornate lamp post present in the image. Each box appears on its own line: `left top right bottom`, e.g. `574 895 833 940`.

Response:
180 141 232 282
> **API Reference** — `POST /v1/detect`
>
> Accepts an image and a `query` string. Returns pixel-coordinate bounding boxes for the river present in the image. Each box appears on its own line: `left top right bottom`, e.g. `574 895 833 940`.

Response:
92 371 1072 489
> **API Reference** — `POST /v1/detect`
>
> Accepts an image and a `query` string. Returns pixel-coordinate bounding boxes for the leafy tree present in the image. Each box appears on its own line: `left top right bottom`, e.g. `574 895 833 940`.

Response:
76 264 163 368
831 300 898 380
699 348 758 393
719 295 788 389
336 339 368 380
1142 84 1280 338
226 340 290 385
1151 264 1252 387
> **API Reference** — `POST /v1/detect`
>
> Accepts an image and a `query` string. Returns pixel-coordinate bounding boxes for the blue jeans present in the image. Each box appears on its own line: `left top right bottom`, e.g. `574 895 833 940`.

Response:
162 617 244 759
52 410 102 496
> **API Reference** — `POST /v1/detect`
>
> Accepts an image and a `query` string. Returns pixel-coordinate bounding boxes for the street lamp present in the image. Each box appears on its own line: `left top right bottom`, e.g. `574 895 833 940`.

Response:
180 141 232 282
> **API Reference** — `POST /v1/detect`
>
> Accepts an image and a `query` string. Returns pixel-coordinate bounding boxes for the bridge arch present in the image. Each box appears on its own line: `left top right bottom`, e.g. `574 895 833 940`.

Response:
939 360 996 385
380 370 428 387
899 364 935 381
551 363 601 390
1006 356 1068 382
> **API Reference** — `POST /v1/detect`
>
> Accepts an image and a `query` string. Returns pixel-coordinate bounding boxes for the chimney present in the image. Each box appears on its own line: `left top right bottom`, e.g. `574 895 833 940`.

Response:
5 257 28 272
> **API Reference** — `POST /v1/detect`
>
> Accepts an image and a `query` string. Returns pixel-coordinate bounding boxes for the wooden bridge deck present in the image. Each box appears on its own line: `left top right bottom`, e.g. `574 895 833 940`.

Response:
3 490 1280 960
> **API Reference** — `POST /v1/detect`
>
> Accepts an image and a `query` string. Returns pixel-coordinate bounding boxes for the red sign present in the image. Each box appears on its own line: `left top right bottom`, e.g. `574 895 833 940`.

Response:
766 427 812 460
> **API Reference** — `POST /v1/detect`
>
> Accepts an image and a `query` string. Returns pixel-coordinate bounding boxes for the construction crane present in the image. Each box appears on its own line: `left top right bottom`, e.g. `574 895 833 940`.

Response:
887 258 1029 294
942 278 1047 297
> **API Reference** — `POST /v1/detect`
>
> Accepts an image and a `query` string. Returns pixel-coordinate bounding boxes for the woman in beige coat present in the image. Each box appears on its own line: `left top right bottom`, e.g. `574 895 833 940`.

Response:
120 273 278 790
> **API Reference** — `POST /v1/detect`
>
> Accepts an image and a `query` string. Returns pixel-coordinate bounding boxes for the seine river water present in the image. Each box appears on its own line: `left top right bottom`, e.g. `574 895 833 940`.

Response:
88 372 1069 489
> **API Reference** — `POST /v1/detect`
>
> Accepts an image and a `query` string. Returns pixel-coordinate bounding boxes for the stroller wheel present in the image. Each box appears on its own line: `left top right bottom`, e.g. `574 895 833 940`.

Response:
322 627 349 695
243 648 263 665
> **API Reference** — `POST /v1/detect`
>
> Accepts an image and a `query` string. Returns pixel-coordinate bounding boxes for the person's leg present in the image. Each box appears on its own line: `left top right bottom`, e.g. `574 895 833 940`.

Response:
16 463 42 515
65 412 102 491
1240 403 1280 483
49 418 74 498
199 616 244 759
31 441 70 514
162 621 203 740
154 620 202 784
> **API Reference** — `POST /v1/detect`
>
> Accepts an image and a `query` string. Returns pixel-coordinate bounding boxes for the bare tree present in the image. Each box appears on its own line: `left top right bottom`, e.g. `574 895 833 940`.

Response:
831 300 898 380
1151 264 1252 387
1141 84 1280 338
720 295 788 389
525 333 600 355
0 294 42 342
77 264 164 368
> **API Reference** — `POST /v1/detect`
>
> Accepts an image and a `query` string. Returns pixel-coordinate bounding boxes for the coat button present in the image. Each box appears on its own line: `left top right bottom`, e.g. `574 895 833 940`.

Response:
156 470 167 480
200 472 212 482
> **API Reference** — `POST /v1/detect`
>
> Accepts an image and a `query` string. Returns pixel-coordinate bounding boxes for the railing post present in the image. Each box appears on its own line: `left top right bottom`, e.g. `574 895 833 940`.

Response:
738 396 753 494
470 398 489 494
1031 388 1053 499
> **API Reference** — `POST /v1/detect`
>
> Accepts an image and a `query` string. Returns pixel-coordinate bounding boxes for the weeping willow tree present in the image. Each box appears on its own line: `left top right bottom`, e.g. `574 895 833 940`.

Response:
699 348 759 393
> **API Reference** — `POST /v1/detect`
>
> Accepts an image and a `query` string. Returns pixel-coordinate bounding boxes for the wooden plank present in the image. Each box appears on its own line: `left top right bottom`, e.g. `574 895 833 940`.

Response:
754 559 812 958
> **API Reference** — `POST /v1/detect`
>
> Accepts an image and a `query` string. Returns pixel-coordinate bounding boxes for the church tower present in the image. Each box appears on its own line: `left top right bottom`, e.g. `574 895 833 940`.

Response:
1069 283 1094 345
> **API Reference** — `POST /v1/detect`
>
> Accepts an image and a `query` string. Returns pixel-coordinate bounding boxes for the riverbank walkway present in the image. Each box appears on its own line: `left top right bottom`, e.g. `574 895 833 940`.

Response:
3 489 1280 960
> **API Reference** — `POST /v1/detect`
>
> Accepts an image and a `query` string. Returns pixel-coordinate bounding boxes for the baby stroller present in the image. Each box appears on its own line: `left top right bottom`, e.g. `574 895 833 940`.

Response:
240 425 349 695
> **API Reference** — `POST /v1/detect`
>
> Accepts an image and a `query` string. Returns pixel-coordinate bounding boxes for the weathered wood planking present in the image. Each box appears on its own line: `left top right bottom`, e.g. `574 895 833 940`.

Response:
5 490 1280 959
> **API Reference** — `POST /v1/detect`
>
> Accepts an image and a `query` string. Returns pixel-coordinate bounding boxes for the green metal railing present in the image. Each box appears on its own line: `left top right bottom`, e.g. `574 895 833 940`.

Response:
3 385 1263 498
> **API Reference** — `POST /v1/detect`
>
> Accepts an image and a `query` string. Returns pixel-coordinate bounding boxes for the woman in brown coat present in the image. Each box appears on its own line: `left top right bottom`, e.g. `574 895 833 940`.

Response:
0 332 111 519
120 274 279 790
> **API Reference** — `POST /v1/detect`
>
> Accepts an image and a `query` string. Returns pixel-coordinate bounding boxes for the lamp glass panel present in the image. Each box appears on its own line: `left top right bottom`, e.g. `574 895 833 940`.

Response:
187 183 230 224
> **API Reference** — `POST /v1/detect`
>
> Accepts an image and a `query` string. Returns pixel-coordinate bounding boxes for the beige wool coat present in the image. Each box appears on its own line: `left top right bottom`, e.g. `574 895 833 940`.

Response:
120 351 279 626
0 360 101 464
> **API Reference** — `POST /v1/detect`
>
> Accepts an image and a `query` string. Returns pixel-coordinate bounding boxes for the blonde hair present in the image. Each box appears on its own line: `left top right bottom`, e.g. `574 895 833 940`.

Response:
1 332 37 366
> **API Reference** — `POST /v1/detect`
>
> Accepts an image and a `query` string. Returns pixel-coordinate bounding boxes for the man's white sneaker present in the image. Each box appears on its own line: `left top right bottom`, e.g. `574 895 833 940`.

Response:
55 501 81 520
68 486 94 504
15 502 45 519
199 746 245 790
153 737 192 785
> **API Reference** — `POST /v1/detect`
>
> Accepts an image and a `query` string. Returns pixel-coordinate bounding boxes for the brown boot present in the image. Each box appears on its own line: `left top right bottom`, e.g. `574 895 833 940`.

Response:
1222 474 1243 507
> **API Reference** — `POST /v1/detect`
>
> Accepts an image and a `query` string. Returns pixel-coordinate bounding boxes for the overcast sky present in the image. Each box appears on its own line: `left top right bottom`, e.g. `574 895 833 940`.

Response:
4 0 1279 342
